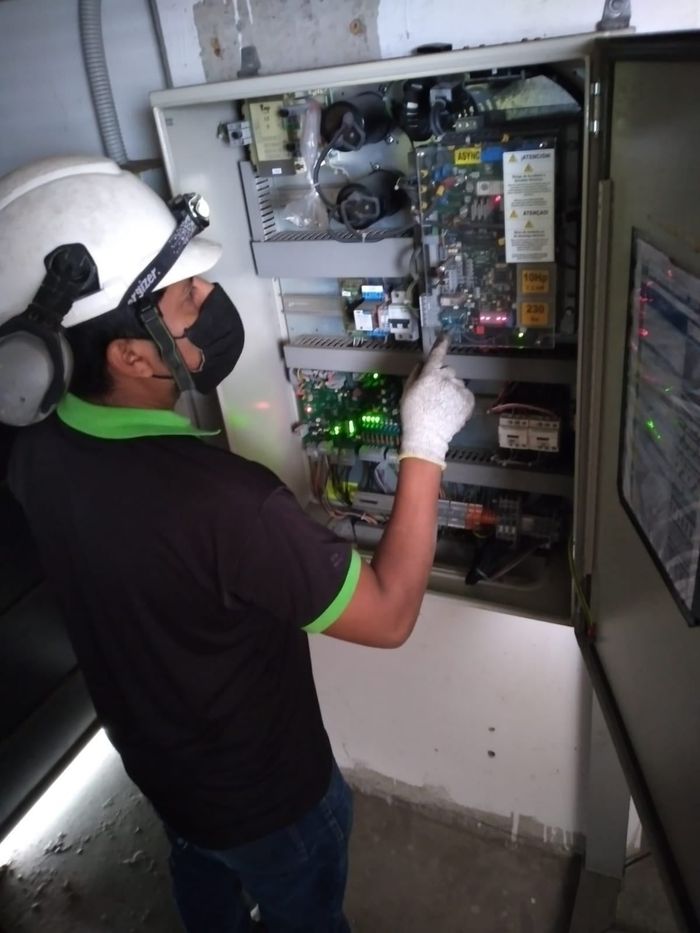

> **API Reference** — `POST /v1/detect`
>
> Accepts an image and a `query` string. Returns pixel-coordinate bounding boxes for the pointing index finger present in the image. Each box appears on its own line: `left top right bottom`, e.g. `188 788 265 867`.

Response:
423 333 450 373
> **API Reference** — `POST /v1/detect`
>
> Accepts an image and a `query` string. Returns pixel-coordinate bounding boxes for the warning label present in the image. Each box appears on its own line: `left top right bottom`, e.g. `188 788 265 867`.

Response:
503 149 555 263
519 302 551 328
454 146 481 166
521 268 550 293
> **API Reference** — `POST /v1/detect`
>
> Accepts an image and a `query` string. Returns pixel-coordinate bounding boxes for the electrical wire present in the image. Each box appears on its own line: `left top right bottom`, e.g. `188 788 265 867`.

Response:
490 452 542 469
429 100 450 138
625 851 652 869
310 453 384 527
488 402 559 418
567 534 594 638
480 541 540 582
312 131 345 211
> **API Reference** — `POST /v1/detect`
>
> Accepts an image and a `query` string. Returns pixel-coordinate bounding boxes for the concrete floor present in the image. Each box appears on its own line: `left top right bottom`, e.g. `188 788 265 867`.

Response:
0 737 680 933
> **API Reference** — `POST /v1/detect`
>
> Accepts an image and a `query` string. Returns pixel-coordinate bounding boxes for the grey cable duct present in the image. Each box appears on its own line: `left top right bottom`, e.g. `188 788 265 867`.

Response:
79 0 129 166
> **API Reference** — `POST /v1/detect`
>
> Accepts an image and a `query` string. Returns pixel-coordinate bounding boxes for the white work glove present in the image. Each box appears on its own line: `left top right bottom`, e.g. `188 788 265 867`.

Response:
399 335 475 469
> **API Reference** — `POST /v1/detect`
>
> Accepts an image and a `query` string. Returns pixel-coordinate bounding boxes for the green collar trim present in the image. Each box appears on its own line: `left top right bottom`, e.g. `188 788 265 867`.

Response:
57 393 220 441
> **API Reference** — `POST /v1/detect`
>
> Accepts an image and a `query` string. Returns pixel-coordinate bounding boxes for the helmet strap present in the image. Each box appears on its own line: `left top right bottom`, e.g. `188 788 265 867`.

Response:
122 195 208 308
116 192 210 393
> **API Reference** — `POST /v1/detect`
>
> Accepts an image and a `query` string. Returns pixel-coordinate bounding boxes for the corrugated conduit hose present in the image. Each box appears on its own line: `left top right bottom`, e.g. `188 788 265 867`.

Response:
79 0 129 166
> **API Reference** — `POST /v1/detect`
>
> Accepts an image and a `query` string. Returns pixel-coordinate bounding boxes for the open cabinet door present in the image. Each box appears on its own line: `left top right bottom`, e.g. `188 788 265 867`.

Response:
582 31 700 932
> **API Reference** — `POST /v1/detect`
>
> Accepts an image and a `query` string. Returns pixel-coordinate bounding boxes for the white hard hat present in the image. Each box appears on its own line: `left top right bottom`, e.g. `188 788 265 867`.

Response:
0 155 223 426
0 154 222 329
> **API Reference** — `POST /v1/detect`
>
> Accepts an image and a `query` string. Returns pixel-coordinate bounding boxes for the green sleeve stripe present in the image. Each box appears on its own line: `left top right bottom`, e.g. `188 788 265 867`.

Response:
303 551 362 634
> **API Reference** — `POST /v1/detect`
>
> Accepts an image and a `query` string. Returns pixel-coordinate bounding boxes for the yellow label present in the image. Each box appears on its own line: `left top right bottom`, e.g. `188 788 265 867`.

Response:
519 302 551 328
521 269 550 294
454 146 481 166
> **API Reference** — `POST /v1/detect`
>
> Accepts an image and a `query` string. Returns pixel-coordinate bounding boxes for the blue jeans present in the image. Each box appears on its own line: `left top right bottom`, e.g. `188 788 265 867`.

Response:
166 761 353 933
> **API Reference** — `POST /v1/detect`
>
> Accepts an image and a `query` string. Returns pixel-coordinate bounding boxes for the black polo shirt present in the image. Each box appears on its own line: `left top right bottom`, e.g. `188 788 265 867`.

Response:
9 393 361 849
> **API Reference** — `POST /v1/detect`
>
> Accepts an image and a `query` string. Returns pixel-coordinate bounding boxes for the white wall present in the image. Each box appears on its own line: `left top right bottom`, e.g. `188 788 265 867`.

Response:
154 0 700 85
312 595 591 849
0 0 166 176
377 0 700 58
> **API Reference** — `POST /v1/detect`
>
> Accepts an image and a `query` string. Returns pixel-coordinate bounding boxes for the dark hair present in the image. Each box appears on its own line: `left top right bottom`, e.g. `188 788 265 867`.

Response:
64 303 151 400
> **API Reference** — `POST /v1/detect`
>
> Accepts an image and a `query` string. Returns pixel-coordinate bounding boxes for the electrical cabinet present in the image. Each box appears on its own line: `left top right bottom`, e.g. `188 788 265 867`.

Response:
155 39 588 623
153 31 700 929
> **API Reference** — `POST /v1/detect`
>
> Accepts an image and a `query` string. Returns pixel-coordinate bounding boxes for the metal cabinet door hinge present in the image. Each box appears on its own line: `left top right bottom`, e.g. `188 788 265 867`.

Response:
589 82 602 136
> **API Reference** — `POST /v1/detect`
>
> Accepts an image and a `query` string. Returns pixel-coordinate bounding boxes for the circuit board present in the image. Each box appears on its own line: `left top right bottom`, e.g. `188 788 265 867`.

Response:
418 136 557 350
293 370 403 448
245 95 307 176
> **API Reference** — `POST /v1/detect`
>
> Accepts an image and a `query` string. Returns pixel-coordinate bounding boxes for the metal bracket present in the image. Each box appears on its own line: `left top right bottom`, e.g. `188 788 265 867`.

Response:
597 0 632 31
218 120 252 147
237 45 261 78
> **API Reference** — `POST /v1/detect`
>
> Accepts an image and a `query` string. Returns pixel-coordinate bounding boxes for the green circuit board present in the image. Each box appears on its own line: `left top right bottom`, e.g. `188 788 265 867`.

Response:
418 135 557 349
294 370 403 447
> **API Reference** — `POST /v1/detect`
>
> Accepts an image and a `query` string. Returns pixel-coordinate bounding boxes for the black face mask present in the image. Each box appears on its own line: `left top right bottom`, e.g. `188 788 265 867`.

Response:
179 283 245 394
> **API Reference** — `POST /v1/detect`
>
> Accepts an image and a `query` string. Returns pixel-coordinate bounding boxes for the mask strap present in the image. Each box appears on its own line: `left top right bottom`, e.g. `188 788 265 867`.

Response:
118 193 209 393
138 301 195 393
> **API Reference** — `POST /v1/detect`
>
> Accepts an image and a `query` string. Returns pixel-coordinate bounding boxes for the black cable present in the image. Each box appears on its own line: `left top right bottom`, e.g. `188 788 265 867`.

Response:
625 851 652 869
311 137 341 211
429 100 450 138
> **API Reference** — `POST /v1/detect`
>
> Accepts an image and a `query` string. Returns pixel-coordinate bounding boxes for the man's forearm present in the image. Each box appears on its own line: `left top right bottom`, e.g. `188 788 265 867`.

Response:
370 457 442 637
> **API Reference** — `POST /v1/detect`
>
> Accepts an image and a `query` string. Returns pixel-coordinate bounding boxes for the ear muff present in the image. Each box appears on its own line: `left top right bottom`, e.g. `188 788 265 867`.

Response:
0 317 73 427
0 242 95 426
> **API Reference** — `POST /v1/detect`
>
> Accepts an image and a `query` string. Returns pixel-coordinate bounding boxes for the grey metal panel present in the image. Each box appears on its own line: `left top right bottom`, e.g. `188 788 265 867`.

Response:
444 450 574 498
589 52 700 925
239 160 271 241
0 585 78 734
283 337 578 384
581 694 630 880
283 338 420 374
251 237 413 278
151 34 598 110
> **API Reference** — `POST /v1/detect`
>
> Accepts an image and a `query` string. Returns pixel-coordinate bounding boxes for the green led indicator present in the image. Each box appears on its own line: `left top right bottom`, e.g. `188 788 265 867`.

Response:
348 419 356 436
645 418 662 441
373 372 380 380
517 330 525 340
332 425 341 436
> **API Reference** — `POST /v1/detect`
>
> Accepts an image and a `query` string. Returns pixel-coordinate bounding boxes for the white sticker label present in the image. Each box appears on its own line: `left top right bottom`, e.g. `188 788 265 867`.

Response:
503 149 555 263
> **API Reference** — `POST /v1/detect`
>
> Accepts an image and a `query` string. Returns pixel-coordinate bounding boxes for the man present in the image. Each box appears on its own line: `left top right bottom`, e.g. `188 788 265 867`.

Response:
0 156 473 932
